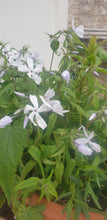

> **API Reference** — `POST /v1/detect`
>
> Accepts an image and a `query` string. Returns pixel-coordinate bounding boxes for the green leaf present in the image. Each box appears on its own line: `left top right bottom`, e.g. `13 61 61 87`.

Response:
50 39 59 52
0 119 27 204
43 159 56 165
0 194 6 208
29 146 45 178
16 204 46 220
41 145 57 160
55 162 64 184
45 113 57 144
50 146 65 158
55 192 73 203
82 206 91 220
15 177 40 191
41 179 57 200
69 100 86 116
20 161 35 181
87 183 101 209
65 159 76 183
97 67 107 74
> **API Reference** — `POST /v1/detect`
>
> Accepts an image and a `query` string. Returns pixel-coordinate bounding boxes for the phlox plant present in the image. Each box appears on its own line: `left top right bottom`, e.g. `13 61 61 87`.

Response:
0 23 107 220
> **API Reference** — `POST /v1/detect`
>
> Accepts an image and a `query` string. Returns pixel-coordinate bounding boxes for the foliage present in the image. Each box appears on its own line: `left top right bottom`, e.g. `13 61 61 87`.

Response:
0 26 107 220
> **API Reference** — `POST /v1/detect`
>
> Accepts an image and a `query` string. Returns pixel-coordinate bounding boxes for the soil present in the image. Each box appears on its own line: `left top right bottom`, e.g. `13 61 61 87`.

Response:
0 201 14 220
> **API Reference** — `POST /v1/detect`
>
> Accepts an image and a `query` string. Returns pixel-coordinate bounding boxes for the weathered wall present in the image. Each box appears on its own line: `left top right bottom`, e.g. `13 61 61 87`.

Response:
67 0 107 83
68 0 107 29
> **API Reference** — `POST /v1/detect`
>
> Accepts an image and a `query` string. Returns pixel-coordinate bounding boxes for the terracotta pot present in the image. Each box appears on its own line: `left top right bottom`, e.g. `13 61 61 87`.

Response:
26 194 104 220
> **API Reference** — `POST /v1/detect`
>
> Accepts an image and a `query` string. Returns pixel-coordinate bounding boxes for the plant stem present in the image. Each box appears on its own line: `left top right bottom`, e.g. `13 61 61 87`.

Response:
11 72 16 90
50 51 54 71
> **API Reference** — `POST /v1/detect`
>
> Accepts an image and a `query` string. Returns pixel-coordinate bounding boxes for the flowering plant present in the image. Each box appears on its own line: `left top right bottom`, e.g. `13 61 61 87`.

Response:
0 24 107 220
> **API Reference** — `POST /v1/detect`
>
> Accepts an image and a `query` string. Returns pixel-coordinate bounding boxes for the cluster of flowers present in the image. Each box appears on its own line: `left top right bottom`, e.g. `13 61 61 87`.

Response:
0 44 69 129
0 21 106 156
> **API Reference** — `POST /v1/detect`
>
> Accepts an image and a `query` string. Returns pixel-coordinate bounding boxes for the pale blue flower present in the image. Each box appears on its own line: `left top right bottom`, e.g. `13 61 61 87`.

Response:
0 116 12 128
0 71 5 78
89 113 97 121
24 95 48 129
18 57 42 85
72 19 84 38
74 126 101 155
105 110 107 115
40 88 69 116
61 70 70 84
14 91 28 98
93 71 99 76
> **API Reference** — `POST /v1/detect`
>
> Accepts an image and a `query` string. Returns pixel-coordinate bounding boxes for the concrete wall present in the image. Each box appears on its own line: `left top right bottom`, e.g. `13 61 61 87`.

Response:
0 0 68 69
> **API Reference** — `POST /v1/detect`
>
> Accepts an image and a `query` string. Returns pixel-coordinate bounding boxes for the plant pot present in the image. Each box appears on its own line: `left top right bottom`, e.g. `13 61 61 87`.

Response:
26 194 104 220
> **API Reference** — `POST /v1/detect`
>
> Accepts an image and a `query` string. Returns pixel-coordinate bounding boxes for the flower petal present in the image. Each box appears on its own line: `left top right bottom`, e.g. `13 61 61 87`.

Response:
90 142 101 153
89 131 94 140
29 95 38 109
24 104 34 114
34 64 42 73
0 116 12 128
49 100 60 106
45 88 55 99
39 95 52 108
14 91 26 98
18 65 28 72
29 112 37 127
27 57 33 70
0 71 5 78
74 138 89 146
14 108 22 115
74 25 84 38
23 115 29 128
52 103 69 115
104 110 107 115
79 125 89 138
89 113 96 121
77 144 93 155
36 112 47 129
62 70 70 83
32 72 42 84
38 104 50 113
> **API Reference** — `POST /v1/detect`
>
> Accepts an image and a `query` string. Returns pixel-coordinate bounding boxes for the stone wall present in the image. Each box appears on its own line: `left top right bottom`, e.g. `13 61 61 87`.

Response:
67 0 107 83
68 0 107 30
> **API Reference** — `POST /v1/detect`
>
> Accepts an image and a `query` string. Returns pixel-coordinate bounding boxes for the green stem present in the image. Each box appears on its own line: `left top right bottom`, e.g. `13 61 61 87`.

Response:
50 51 54 71
11 72 16 90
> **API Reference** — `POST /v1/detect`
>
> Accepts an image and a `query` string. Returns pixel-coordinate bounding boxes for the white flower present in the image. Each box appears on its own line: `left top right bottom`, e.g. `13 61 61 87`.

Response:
74 125 101 155
14 91 27 98
85 68 89 72
24 95 47 129
104 110 107 115
93 71 99 76
77 144 93 155
0 116 12 128
40 88 69 116
13 108 22 115
23 115 29 129
0 71 5 78
72 51 79 54
77 45 83 49
8 49 21 66
40 88 60 109
61 70 70 84
89 113 97 121
72 19 84 38
52 103 69 116
18 57 42 85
